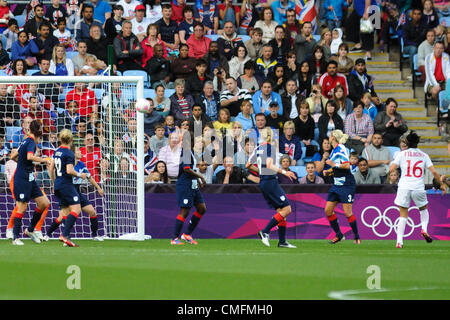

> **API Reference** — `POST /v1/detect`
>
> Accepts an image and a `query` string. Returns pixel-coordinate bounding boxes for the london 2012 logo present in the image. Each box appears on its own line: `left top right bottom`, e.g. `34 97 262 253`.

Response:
360 206 422 237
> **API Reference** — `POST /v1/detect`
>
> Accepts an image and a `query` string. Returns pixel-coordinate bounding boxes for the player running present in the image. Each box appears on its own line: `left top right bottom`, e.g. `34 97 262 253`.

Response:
247 127 298 248
389 131 446 248
9 120 51 245
43 146 105 242
171 133 207 245
47 129 88 247
323 130 361 244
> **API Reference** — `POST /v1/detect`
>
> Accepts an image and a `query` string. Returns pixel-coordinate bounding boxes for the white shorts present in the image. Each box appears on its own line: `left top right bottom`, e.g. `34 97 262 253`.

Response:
394 189 428 208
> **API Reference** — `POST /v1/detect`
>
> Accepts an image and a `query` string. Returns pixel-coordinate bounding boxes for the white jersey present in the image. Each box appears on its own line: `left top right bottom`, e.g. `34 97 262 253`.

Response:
393 148 433 191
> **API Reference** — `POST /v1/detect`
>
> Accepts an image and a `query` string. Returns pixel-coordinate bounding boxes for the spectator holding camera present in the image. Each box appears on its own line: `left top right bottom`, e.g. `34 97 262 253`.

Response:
373 98 408 147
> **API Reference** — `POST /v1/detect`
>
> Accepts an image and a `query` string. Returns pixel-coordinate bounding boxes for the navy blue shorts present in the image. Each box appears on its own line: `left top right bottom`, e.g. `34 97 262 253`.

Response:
78 190 90 208
260 177 290 209
327 184 356 204
176 184 205 208
55 185 81 208
13 177 43 203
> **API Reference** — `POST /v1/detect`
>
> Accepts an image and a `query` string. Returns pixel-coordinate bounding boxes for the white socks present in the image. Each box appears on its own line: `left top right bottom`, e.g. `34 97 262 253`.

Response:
397 217 407 245
419 209 429 233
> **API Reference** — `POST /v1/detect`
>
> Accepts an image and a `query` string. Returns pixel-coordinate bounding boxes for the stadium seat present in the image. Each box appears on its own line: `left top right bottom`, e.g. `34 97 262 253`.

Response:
0 164 4 173
15 15 27 28
386 26 399 53
116 70 122 76
312 35 320 42
438 90 449 127
240 35 250 43
165 88 175 97
289 165 307 178
6 126 21 144
66 51 77 60
27 69 39 76
387 146 400 158
213 165 224 177
399 37 410 72
123 70 150 88
1 36 6 51
0 69 7 76
205 34 219 41
93 88 104 101
411 54 422 98
144 88 155 98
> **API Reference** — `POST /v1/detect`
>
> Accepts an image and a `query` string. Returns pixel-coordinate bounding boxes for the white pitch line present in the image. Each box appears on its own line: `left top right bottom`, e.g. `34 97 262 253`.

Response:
328 287 440 300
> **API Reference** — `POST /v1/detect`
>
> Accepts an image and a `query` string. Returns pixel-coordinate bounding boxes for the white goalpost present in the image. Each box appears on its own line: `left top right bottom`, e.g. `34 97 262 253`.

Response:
0 75 146 241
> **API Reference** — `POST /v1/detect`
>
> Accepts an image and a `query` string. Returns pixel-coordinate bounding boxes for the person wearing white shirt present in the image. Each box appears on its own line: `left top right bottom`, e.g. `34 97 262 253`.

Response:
131 4 151 42
417 29 435 81
146 0 163 24
118 0 142 19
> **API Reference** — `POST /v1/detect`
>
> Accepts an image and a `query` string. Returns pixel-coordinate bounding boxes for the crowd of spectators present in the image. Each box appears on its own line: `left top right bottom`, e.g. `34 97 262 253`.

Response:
0 0 449 188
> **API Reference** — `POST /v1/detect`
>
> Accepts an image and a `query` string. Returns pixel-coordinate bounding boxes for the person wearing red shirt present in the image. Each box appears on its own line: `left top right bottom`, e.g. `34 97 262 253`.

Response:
186 22 211 59
140 23 168 68
318 60 349 100
80 132 102 183
65 82 98 117
171 0 186 23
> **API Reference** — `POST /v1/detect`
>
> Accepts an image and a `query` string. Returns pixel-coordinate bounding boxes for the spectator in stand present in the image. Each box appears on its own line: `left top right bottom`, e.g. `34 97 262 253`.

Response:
53 17 73 51
86 24 108 65
282 9 301 46
218 0 240 29
203 41 230 77
49 43 74 77
31 21 60 62
158 132 181 181
318 60 348 100
294 21 316 64
377 1 399 53
171 0 186 24
194 81 220 122
361 92 377 121
353 157 381 184
170 78 195 125
385 169 399 185
254 7 278 43
113 20 144 73
213 108 233 137
270 0 295 26
2 19 18 52
216 156 255 184
140 23 167 68
279 120 302 166
156 4 180 54
277 155 299 184
422 0 439 30
306 83 328 123
333 84 353 121
131 4 151 42
0 84 20 134
373 97 408 147
267 64 286 94
153 85 170 118
186 59 213 96
145 44 172 89
194 0 219 35
11 116 32 148
418 29 436 83
318 27 332 60
143 98 163 136
171 43 197 80
11 30 39 67
318 100 344 143
80 132 103 183
307 45 327 81
218 21 243 61
220 76 252 118
237 60 261 94
299 162 325 184
255 44 277 80
252 80 283 116
362 132 392 183
65 82 98 118
244 27 263 61
187 22 212 59
324 0 347 30
90 0 112 25
312 136 333 184
445 29 450 56
283 51 299 83
74 4 104 42
293 100 319 156
344 100 374 155
104 4 125 45
188 104 211 133
0 40 9 69
234 99 255 133
238 0 259 36
330 43 354 76
297 60 313 97
424 41 450 101
346 0 376 60
57 99 80 133
23 4 47 38
144 0 163 24
73 41 94 76
178 5 195 44
265 101 286 130
282 79 302 120
347 58 377 103
117 0 140 20
228 44 251 80
402 8 427 70
149 123 168 155
268 25 290 65
45 0 68 28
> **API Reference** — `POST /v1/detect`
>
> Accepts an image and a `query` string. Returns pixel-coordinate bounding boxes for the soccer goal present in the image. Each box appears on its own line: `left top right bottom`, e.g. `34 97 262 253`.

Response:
0 75 146 241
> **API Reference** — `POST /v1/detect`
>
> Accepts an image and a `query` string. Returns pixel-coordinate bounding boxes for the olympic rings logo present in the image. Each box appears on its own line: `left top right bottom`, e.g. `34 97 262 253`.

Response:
360 206 422 238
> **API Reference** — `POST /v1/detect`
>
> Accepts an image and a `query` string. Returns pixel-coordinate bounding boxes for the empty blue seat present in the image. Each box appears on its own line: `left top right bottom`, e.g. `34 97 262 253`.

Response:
93 88 104 101
165 89 175 97
15 15 27 27
144 88 155 98
312 35 321 42
123 70 150 88
6 126 21 144
239 35 250 43
289 165 307 178
387 146 400 158
205 34 220 41
27 69 39 76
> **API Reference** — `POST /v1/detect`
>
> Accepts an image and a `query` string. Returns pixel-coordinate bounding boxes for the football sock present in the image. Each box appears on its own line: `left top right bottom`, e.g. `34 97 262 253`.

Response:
278 219 287 243
27 207 43 232
13 212 24 240
419 209 429 233
7 206 17 229
328 214 343 238
90 216 99 237
35 205 49 232
262 212 284 234
46 218 62 236
174 214 185 239
186 211 203 235
63 212 78 238
397 217 407 245
347 215 359 239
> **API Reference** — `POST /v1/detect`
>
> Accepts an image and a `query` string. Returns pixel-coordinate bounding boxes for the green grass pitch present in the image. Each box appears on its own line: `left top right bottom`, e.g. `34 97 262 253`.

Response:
0 239 449 300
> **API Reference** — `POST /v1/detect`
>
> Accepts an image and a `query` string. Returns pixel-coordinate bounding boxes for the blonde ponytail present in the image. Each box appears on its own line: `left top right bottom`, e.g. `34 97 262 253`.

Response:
331 130 349 145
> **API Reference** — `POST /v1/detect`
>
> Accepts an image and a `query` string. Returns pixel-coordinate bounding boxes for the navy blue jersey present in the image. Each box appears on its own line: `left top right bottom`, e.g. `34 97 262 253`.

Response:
329 144 355 186
248 142 278 181
177 149 199 188
53 146 75 190
15 137 37 180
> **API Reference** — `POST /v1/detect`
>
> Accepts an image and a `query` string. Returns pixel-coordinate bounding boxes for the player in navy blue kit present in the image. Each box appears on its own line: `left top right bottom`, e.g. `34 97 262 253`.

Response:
48 129 88 247
171 133 207 245
247 127 298 248
9 120 51 245
323 130 361 244
44 146 105 242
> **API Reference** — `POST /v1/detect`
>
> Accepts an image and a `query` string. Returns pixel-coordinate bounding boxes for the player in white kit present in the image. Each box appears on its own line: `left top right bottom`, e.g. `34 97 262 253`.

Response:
389 132 446 248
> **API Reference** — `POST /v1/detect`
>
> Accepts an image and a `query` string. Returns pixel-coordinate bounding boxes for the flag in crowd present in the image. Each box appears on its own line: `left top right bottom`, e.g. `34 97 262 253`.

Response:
295 0 318 33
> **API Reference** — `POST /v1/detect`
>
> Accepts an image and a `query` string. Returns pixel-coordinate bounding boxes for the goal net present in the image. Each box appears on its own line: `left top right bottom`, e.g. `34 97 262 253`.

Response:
0 75 145 240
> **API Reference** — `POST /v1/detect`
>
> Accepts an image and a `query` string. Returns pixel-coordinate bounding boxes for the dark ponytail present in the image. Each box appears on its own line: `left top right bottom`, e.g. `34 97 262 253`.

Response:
29 119 42 138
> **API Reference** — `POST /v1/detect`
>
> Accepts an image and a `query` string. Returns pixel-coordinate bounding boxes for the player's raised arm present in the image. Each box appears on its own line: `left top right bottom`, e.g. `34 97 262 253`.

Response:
88 175 104 197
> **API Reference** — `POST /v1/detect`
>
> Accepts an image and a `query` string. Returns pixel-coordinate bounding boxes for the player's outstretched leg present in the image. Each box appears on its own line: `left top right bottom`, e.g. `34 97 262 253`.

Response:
182 203 206 245
172 209 190 245
419 206 432 243
59 208 80 247
343 204 360 244
325 202 344 244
